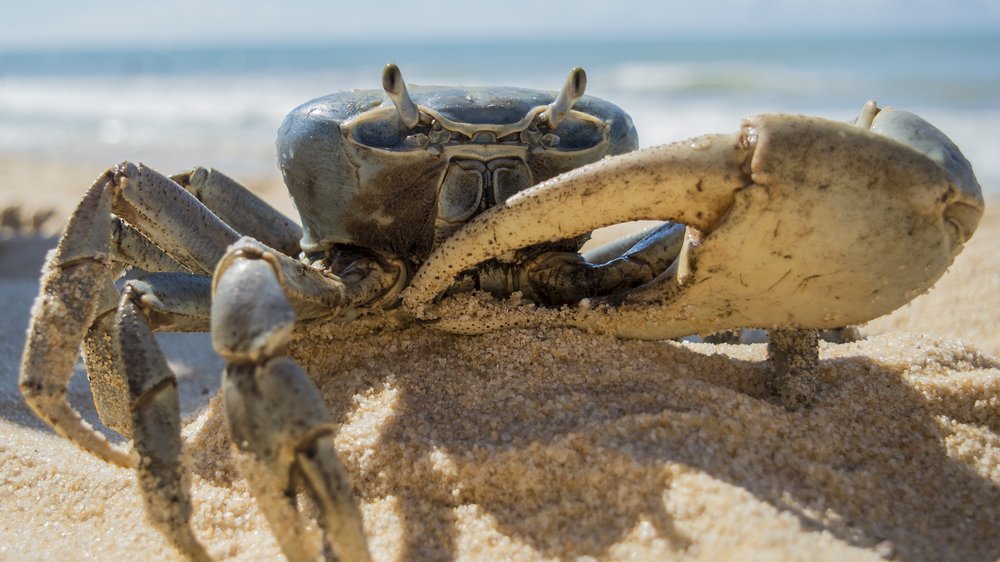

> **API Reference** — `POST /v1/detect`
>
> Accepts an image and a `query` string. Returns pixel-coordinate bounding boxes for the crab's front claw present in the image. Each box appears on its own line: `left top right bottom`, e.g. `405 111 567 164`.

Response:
403 129 751 309
404 106 983 339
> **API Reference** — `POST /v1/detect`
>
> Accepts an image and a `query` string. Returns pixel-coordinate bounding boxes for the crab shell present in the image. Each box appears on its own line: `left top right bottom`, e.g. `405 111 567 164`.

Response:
403 107 985 337
276 87 638 261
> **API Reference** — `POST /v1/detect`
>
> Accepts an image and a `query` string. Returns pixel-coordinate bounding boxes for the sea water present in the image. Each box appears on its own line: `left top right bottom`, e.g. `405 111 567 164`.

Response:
1 34 998 193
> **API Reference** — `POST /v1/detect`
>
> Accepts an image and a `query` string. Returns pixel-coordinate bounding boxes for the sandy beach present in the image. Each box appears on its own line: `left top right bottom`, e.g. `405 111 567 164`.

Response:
0 157 998 562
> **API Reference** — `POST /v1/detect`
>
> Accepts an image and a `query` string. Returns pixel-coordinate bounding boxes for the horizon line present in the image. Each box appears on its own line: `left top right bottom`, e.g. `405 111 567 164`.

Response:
2 27 998 55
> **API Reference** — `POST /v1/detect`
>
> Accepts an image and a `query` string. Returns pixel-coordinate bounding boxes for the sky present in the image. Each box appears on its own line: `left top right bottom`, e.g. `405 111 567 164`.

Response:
1 0 999 51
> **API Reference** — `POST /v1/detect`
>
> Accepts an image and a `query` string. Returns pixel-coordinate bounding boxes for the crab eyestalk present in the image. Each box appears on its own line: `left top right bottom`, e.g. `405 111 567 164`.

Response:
382 63 421 128
542 67 587 127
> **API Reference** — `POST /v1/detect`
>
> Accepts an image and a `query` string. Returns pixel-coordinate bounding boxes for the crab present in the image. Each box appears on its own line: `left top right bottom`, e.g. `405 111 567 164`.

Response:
19 64 983 562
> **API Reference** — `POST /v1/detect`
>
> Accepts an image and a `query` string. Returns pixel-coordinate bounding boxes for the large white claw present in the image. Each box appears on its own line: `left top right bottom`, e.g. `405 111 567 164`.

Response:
403 108 983 339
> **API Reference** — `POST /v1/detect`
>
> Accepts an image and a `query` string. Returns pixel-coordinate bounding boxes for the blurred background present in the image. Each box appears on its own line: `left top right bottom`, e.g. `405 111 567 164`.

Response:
1 0 998 227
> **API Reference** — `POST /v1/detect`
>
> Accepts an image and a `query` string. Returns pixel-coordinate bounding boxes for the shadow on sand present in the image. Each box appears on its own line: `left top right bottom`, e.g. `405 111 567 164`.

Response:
183 325 1000 561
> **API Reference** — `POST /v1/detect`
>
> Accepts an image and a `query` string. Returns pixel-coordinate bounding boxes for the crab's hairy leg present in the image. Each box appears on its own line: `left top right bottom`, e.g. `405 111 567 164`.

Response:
115 281 212 562
525 222 687 305
80 283 130 435
112 162 240 274
172 167 303 257
404 132 751 309
213 240 373 562
81 213 209 428
20 175 134 466
81 218 206 436
89 176 289 434
84 215 207 435
111 216 189 272
20 162 241 467
84 273 212 437
91 167 298 436
124 273 214 332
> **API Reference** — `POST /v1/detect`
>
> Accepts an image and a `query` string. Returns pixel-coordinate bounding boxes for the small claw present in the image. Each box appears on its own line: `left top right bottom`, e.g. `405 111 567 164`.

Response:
211 239 359 363
213 243 367 558
212 251 296 364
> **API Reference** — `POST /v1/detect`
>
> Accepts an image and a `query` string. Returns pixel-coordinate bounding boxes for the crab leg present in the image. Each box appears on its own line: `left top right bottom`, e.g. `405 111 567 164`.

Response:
20 162 306 560
171 167 303 257
20 162 239 465
84 274 213 436
111 216 189 272
83 215 218 436
115 281 212 562
212 240 377 562
19 178 133 464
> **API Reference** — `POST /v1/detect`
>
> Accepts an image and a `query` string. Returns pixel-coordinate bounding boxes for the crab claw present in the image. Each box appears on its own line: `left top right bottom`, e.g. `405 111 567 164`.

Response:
403 105 983 338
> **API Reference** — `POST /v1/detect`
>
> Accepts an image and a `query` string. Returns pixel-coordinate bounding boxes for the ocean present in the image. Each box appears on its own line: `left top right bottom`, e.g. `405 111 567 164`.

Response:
1 34 998 193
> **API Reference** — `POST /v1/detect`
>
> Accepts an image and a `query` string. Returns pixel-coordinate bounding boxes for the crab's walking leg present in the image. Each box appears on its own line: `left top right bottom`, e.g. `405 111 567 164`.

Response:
19 162 285 561
80 217 202 435
212 239 378 562
171 167 302 257
82 217 206 430
114 277 213 562
19 180 134 464
20 162 239 465
83 272 212 437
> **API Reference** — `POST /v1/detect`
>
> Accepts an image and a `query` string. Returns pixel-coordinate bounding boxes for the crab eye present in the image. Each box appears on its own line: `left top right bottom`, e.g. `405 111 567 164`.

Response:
547 115 607 150
350 112 408 149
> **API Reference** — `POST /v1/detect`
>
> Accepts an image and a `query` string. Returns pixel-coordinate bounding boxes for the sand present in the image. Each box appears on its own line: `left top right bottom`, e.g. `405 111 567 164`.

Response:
0 158 998 561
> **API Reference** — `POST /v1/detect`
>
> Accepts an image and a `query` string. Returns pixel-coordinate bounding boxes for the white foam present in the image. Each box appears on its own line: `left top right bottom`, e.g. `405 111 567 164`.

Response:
0 68 997 195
